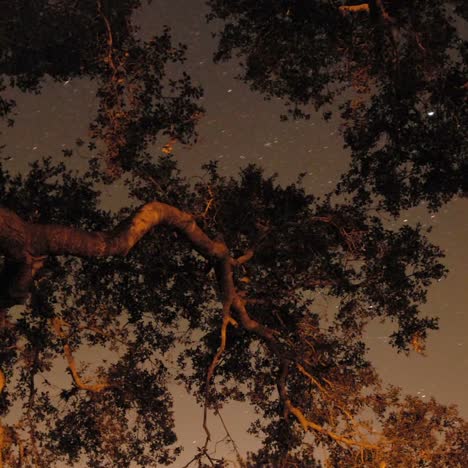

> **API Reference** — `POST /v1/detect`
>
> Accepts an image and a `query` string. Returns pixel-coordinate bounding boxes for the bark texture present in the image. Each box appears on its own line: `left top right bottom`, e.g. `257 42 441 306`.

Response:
0 202 383 452
0 202 227 305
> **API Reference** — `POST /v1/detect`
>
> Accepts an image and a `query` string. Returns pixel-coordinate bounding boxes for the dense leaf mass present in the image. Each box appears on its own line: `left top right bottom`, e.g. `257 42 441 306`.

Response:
0 1 467 467
0 0 203 173
208 0 468 212
1 158 465 466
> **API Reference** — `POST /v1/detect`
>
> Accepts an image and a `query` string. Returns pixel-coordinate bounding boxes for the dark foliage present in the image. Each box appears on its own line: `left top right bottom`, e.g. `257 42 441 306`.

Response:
207 0 468 212
1 158 465 466
0 0 203 174
0 1 467 466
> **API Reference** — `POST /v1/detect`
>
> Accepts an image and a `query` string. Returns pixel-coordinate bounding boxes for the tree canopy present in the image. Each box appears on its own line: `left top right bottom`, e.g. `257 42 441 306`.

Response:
208 0 468 212
0 0 203 174
0 1 467 467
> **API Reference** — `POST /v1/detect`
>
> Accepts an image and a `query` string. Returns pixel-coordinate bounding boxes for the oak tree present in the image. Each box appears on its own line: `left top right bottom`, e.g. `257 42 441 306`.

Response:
208 0 468 212
0 1 467 467
0 0 203 174
1 158 466 466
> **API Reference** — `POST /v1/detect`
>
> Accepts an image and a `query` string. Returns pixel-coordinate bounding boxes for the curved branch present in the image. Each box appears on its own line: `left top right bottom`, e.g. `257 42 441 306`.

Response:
339 4 369 14
339 1 393 23
0 202 228 304
0 201 383 453
52 318 113 393
277 361 379 451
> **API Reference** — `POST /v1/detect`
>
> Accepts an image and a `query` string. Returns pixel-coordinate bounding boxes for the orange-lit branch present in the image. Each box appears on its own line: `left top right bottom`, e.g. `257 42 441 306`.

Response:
339 4 369 14
339 1 393 23
203 257 238 444
1 201 381 452
52 318 113 393
278 361 380 451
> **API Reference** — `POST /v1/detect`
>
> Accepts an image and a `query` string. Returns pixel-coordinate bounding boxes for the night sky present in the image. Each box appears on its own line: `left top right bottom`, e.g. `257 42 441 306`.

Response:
1 0 467 464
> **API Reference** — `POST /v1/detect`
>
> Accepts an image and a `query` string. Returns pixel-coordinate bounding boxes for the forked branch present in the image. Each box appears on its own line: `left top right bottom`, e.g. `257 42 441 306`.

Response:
52 318 113 393
278 361 380 451
0 201 383 454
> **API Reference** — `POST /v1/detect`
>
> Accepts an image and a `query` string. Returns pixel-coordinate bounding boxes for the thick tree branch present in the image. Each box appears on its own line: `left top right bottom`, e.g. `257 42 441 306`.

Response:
0 201 383 453
339 4 369 14
339 1 393 23
0 202 227 304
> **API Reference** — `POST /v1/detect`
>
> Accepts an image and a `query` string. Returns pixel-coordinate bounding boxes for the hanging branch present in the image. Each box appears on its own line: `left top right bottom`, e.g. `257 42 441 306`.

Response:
51 318 113 393
0 202 387 455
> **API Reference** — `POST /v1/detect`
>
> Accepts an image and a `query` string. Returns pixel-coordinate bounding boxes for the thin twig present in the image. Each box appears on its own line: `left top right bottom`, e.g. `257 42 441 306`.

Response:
215 409 244 465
